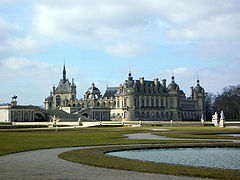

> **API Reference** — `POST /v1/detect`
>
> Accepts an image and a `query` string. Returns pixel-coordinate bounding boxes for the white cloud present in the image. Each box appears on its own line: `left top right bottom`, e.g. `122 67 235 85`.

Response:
28 0 240 58
153 65 240 96
0 57 59 105
105 43 147 58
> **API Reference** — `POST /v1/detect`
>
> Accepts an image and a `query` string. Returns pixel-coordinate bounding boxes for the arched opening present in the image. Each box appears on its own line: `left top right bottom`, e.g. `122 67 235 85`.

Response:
56 95 61 107
97 102 100 107
82 113 88 118
34 113 46 122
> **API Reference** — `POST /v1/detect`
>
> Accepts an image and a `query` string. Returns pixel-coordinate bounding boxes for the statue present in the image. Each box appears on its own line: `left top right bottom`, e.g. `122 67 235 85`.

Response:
219 110 225 128
220 111 225 120
201 114 204 125
212 112 219 126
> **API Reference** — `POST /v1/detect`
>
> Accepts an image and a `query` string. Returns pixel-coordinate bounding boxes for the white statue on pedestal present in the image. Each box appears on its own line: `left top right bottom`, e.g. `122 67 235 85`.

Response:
201 114 204 125
212 112 219 126
219 110 225 128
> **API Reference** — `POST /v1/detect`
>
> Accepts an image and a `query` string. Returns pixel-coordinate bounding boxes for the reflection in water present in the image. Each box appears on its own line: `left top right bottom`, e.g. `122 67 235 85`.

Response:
108 148 240 170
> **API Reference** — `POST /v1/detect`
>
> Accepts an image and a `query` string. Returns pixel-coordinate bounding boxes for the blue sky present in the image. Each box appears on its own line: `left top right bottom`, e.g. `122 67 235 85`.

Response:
0 0 239 105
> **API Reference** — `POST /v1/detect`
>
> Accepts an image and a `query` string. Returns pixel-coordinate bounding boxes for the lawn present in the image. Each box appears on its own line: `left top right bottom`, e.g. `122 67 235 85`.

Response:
1 126 240 179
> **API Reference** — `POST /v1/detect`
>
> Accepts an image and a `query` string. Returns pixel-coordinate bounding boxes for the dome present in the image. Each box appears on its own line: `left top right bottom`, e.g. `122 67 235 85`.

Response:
194 85 203 93
87 83 100 94
167 76 178 91
85 83 101 99
194 80 203 93
167 82 178 91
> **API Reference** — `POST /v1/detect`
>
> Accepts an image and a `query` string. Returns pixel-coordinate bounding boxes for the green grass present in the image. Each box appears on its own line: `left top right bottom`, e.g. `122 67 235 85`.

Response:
1 126 240 179
59 143 240 180
0 126 239 156
151 126 240 140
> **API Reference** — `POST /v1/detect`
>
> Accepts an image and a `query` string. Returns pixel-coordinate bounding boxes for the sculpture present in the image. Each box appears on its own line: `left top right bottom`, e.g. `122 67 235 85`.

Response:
212 112 219 126
219 110 225 128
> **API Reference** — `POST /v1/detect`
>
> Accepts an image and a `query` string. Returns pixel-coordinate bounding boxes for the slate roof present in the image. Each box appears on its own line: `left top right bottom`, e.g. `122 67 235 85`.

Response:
103 87 119 98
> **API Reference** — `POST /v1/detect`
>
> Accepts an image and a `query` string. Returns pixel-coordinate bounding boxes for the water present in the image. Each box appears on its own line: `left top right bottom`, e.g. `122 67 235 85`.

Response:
218 134 240 137
108 148 240 170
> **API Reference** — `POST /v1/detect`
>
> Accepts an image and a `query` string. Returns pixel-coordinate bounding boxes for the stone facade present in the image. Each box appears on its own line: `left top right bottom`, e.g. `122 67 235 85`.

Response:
45 65 205 121
0 100 47 122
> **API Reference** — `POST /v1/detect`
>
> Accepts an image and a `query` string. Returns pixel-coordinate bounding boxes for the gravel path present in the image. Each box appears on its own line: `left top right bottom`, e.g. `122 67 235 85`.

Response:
0 146 207 180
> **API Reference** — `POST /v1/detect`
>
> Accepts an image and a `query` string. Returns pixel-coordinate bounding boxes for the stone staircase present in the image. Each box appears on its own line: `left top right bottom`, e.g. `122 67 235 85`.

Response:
46 110 91 122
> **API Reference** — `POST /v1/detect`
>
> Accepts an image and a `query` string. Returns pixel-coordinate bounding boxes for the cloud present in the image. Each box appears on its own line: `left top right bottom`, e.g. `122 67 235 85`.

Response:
153 65 240 96
28 0 240 58
0 57 59 105
105 43 147 58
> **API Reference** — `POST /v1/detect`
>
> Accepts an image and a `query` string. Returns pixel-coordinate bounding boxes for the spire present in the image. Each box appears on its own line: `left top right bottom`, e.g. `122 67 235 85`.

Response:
171 65 175 83
128 70 133 81
63 63 66 83
197 72 200 85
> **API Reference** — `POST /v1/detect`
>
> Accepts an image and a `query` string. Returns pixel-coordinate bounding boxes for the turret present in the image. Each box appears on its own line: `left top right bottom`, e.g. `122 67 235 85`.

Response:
126 72 135 121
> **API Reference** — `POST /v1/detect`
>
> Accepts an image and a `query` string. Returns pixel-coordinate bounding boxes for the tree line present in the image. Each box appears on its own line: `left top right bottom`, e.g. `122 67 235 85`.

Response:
205 85 240 120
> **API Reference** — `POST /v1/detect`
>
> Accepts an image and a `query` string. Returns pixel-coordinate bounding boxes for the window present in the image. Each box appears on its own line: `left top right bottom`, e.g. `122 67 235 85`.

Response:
156 98 159 107
146 111 150 118
170 99 174 108
56 95 61 107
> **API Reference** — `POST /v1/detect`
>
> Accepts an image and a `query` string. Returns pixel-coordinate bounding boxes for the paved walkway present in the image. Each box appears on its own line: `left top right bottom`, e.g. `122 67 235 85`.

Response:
0 146 207 180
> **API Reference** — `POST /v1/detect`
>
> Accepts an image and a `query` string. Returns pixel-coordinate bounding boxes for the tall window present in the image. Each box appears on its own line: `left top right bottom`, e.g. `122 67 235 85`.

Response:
170 99 174 108
156 98 159 107
56 95 61 107
161 99 164 107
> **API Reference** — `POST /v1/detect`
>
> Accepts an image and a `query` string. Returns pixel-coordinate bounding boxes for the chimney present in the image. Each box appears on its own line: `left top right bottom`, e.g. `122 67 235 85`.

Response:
190 87 194 99
162 79 166 88
154 78 159 87
140 77 144 85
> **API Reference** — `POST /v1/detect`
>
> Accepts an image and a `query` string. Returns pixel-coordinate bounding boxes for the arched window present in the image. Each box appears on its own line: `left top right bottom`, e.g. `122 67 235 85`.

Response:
56 95 61 107
97 102 100 107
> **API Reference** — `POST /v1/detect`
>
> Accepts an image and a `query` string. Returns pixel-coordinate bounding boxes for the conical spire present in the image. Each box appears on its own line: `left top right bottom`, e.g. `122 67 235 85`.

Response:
63 63 66 83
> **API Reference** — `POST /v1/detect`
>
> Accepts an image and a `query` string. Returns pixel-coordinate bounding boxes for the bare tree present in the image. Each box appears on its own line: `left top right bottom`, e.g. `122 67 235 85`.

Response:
213 85 240 120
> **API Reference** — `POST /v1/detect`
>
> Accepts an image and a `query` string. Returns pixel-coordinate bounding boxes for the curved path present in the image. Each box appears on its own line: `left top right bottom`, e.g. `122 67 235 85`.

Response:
0 146 207 180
